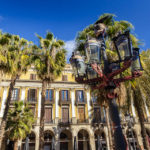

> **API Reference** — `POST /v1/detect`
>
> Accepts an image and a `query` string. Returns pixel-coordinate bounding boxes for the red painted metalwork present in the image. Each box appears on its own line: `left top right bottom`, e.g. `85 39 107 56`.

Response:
75 60 142 99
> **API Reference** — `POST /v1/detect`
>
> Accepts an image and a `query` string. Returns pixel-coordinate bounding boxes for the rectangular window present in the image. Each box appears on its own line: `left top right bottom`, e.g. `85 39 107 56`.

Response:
46 89 53 101
62 108 69 123
44 108 52 123
61 90 68 101
30 74 36 80
76 90 84 102
78 107 85 122
62 75 68 81
28 89 37 102
11 88 19 101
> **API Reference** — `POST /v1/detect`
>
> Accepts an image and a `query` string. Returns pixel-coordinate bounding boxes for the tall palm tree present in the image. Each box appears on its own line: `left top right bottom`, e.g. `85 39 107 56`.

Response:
5 101 35 150
0 32 33 149
33 32 66 150
120 50 150 150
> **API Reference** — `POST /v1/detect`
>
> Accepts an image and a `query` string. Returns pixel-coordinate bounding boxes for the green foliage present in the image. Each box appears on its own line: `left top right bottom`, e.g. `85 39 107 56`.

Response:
5 101 35 141
75 13 142 57
0 32 33 78
33 32 66 82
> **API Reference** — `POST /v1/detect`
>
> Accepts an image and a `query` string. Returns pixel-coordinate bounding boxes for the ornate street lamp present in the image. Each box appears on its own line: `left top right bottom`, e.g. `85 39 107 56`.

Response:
70 16 143 150
131 47 143 72
113 31 132 62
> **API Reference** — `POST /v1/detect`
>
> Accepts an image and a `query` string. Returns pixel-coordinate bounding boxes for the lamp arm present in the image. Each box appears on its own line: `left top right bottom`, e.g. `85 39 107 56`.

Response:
113 71 142 87
108 60 132 79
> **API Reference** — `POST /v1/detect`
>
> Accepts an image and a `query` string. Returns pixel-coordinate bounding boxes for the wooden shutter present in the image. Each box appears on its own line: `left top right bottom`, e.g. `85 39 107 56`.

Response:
18 89 20 101
68 90 70 101
83 91 86 102
75 91 78 102
52 89 54 100
28 89 30 101
59 90 62 101
78 108 85 122
45 108 52 123
35 89 37 102
62 108 69 123
30 74 33 80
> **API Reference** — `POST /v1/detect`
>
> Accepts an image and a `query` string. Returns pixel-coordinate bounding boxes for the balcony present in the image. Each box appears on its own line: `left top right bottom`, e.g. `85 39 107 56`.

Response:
45 99 54 104
59 99 71 105
27 98 37 104
44 119 54 124
77 119 89 124
75 99 87 105
58 119 71 126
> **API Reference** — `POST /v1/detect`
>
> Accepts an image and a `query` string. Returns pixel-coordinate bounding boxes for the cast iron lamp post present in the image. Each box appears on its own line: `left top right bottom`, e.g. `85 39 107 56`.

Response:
70 17 142 150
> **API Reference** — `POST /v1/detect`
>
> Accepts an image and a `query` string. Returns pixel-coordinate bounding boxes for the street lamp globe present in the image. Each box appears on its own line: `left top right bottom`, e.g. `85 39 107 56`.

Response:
85 38 101 63
113 31 132 62
69 51 86 77
131 48 143 72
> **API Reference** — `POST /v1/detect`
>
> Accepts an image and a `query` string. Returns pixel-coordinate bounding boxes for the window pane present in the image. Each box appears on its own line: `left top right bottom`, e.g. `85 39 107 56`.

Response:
49 90 53 101
46 90 49 100
62 90 68 101
77 91 84 102
12 88 18 101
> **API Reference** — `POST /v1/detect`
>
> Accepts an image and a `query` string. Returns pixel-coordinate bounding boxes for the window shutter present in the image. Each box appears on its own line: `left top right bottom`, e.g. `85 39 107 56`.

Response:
52 89 54 100
68 90 70 101
83 91 87 102
28 89 30 101
18 89 20 101
30 74 33 80
75 91 77 102
35 89 37 102
59 90 62 101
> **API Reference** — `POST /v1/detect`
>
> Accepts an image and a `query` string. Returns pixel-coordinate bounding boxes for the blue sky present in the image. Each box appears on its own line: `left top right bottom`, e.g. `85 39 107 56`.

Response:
0 0 150 60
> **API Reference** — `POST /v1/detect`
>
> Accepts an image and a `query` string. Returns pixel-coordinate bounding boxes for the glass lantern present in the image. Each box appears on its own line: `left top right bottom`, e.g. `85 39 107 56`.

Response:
70 51 86 77
113 31 132 62
85 39 101 63
131 48 143 72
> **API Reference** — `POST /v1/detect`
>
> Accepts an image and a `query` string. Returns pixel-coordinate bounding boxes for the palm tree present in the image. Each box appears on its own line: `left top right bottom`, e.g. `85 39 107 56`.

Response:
0 32 33 149
5 101 35 150
33 31 66 150
120 50 150 149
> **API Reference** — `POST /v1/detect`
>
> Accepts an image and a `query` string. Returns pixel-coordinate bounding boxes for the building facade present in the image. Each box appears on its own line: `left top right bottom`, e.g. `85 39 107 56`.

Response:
0 64 150 150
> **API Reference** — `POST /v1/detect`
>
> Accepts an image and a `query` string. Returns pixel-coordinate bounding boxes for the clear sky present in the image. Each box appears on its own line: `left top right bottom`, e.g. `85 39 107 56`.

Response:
0 0 150 60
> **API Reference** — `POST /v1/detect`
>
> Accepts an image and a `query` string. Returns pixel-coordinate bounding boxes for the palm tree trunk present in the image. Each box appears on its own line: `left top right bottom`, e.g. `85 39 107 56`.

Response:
105 106 114 150
107 95 127 150
133 90 150 150
39 79 47 150
0 75 18 149
14 140 18 150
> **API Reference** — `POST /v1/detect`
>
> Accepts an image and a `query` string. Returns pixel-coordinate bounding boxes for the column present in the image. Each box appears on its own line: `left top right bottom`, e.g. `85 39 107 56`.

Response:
35 127 40 150
37 88 41 124
104 126 111 150
90 134 96 150
55 134 60 150
0 87 8 118
86 89 92 121
55 89 59 123
20 87 26 102
71 89 76 123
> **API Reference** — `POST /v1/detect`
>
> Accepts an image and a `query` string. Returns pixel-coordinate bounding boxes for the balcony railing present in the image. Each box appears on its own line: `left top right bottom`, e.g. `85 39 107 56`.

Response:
58 119 71 126
77 119 89 124
59 99 71 105
92 118 106 124
45 99 54 104
44 119 54 124
27 98 37 103
75 99 87 105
